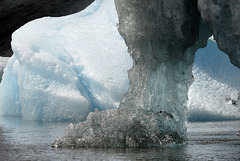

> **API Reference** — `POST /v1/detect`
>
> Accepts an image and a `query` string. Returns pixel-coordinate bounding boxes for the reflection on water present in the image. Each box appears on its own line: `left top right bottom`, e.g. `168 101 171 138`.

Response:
0 116 239 160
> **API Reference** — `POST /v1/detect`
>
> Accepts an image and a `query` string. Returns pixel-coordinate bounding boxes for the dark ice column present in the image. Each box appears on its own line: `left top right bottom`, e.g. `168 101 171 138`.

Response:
115 0 212 141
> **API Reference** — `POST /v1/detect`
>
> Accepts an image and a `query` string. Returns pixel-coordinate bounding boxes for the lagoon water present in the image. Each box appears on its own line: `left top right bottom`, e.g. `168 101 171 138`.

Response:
0 116 239 161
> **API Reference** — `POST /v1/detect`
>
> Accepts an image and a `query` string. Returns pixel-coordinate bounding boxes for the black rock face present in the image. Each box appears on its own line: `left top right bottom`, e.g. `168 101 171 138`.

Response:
0 0 94 57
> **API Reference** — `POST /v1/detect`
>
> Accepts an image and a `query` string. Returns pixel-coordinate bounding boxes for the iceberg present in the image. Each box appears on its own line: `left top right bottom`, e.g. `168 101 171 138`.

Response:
0 0 132 121
0 0 240 148
53 38 240 148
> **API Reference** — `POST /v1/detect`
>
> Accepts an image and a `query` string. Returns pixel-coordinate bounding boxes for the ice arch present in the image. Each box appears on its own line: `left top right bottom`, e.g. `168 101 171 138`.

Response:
53 0 240 148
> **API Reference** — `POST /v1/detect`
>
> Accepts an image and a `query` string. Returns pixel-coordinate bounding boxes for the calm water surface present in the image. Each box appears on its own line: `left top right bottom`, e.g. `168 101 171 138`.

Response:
0 116 239 160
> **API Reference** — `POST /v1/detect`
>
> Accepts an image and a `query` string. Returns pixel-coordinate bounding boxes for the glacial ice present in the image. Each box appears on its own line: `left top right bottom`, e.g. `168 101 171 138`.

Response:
0 0 240 148
53 39 240 147
0 57 9 83
113 0 213 145
188 39 240 121
53 109 183 148
0 0 132 121
198 0 240 68
52 38 240 148
54 0 240 148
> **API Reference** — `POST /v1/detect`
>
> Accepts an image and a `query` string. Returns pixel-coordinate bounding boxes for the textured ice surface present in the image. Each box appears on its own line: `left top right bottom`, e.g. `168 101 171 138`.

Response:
188 39 240 121
0 57 9 82
114 0 212 144
0 0 240 148
198 0 240 68
0 0 132 121
53 38 240 148
53 109 183 148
